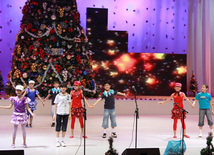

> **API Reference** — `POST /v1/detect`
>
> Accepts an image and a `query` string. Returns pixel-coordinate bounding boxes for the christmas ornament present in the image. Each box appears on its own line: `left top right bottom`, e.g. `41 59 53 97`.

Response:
62 68 68 81
14 69 21 78
51 14 56 20
58 7 65 18
37 75 42 83
43 65 47 70
31 63 37 72
57 24 62 34
22 72 28 78
68 65 73 70
16 45 21 55
66 54 72 60
42 2 47 10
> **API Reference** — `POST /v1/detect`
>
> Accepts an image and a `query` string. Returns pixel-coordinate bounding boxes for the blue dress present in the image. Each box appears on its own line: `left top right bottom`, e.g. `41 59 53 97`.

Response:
26 88 39 111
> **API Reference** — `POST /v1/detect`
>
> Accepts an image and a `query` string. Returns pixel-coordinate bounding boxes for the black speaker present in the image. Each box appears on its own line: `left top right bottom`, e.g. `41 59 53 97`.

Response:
122 148 160 155
0 150 24 155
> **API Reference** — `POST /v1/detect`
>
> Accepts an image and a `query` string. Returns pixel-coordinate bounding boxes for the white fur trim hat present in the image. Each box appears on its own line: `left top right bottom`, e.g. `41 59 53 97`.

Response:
29 80 35 84
15 85 24 91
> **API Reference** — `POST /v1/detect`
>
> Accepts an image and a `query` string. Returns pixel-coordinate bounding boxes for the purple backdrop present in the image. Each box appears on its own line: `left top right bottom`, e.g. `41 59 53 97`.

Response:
0 0 188 85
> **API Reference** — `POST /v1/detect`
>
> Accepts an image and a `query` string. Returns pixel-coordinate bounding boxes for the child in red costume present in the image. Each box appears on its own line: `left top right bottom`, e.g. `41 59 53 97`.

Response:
69 81 91 138
158 83 194 138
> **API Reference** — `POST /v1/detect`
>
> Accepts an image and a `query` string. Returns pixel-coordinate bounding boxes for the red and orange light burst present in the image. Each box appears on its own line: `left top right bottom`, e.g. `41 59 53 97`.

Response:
107 40 115 46
140 53 153 61
118 79 125 84
108 50 116 55
92 61 99 71
153 53 165 60
101 61 110 70
145 77 159 86
173 66 187 75
144 63 154 71
110 71 118 77
114 54 137 72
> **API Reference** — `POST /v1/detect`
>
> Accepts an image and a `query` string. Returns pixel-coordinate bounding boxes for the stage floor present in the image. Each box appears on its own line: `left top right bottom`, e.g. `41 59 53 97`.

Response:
0 115 210 155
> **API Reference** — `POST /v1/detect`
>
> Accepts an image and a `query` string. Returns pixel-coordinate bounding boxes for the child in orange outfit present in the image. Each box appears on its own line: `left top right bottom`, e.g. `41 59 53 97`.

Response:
158 83 194 138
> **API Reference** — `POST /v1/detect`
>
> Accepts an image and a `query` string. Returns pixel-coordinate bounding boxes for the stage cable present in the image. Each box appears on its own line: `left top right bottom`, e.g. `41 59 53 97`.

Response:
128 111 136 148
75 132 83 155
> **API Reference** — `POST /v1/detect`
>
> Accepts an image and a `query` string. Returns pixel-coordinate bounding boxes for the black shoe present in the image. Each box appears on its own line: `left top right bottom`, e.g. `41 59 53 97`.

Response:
51 122 55 127
111 132 117 138
29 124 32 128
102 133 107 138
26 124 28 127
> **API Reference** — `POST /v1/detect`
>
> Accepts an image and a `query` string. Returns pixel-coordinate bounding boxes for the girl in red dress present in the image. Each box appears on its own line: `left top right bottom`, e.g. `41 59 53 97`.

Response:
158 83 194 138
69 81 91 138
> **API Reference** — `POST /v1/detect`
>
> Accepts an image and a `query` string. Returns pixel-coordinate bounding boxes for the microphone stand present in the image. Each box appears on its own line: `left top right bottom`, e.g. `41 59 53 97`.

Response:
134 91 139 148
174 103 188 155
82 89 87 155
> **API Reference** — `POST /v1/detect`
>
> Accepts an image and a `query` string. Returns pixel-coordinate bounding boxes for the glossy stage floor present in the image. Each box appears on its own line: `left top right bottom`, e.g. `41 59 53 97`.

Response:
0 114 211 155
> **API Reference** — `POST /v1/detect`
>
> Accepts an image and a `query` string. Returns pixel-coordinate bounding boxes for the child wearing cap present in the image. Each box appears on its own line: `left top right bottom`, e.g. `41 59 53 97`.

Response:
23 80 45 127
193 84 214 137
0 85 35 148
158 83 194 138
69 81 92 138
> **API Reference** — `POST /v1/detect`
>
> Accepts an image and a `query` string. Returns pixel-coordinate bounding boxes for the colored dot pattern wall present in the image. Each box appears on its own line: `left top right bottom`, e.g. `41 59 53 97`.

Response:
77 0 188 54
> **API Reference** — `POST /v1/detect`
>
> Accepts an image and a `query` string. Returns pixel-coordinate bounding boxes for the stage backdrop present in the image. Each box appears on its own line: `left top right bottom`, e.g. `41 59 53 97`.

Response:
0 0 188 96
187 0 214 95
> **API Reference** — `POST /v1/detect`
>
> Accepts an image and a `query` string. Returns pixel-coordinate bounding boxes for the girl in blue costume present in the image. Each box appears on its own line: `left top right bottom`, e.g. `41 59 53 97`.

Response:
24 80 45 127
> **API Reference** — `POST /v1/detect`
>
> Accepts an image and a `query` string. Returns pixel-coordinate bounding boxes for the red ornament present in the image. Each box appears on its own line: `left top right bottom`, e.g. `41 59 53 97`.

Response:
89 55 92 61
53 37 57 42
76 68 81 74
22 5 28 14
36 38 41 41
68 28 73 32
31 28 36 32
29 45 34 51
26 23 32 31
50 29 55 34
55 64 62 73
76 55 81 64
20 24 26 30
40 48 45 59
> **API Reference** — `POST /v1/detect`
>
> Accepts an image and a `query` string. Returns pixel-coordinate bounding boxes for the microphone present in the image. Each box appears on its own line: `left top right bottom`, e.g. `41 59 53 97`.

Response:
173 103 178 105
80 85 84 91
132 86 136 92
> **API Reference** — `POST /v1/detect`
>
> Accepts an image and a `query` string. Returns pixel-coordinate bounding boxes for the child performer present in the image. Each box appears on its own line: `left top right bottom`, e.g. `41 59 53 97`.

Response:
43 80 60 127
193 84 214 137
92 82 126 138
70 81 91 138
0 85 35 148
53 83 71 147
23 80 44 127
158 83 194 138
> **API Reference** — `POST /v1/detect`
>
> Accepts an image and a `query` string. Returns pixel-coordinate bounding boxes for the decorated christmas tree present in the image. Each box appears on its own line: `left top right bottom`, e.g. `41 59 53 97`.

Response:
189 72 198 97
5 81 16 97
7 0 97 97
0 71 4 95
